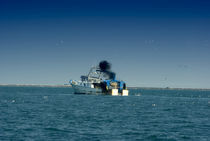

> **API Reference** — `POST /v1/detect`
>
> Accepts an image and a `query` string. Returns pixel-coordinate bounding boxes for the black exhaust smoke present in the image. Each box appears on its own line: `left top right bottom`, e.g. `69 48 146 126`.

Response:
99 60 116 80
99 60 111 71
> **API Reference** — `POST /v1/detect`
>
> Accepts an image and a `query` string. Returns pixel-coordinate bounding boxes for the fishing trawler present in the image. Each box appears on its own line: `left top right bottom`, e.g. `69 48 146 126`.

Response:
70 61 129 96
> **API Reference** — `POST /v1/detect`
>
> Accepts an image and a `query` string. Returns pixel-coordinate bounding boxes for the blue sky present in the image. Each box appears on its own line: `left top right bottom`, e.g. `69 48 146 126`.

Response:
0 0 210 88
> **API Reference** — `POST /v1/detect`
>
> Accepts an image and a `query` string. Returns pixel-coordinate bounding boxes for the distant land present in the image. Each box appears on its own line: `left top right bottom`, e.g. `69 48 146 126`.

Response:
0 84 71 88
0 84 210 91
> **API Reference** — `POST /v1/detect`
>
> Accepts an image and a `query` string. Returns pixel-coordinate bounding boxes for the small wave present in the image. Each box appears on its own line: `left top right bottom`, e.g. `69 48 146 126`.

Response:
135 93 141 96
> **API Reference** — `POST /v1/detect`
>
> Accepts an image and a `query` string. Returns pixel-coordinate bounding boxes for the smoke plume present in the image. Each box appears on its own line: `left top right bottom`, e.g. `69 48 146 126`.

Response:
99 60 116 80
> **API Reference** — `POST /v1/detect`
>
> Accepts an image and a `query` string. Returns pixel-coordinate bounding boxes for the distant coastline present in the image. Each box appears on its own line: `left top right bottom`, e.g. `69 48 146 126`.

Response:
128 86 210 91
0 84 71 88
0 84 210 91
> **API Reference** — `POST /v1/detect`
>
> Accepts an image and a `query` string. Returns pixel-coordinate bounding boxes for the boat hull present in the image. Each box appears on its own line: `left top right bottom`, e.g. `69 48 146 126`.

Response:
72 84 102 94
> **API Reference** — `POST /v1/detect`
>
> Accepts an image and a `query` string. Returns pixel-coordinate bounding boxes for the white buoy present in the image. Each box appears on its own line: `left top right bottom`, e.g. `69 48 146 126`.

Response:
122 90 129 96
111 89 118 96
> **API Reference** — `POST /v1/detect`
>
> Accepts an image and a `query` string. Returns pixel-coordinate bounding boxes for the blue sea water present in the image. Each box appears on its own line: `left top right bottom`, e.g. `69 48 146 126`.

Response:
0 86 210 141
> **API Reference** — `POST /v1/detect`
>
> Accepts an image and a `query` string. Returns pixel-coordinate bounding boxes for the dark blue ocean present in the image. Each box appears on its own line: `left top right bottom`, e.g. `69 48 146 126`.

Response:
0 86 210 141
